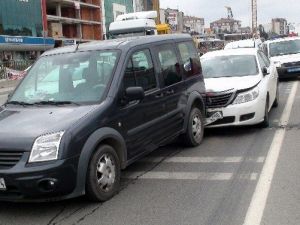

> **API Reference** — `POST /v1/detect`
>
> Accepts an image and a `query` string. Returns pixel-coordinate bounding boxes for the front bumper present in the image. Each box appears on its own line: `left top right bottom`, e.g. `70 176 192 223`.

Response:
0 152 79 202
277 66 300 79
206 96 265 128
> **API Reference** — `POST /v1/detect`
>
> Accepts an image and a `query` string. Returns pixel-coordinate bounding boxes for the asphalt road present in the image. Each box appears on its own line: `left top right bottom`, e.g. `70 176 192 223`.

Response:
0 80 299 225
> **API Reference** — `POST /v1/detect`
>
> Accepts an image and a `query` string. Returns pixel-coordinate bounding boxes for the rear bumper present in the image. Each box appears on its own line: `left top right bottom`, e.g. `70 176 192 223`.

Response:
0 154 79 202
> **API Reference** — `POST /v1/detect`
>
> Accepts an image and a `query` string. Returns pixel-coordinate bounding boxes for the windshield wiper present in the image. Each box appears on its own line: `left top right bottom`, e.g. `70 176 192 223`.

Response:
33 101 80 106
6 101 34 106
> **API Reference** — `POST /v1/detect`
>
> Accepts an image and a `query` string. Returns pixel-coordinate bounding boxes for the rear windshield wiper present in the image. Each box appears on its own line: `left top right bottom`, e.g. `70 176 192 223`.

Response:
33 101 80 106
6 101 34 106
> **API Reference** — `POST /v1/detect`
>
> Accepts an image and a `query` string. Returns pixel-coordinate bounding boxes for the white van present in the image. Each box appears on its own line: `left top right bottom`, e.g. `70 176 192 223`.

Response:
109 11 157 39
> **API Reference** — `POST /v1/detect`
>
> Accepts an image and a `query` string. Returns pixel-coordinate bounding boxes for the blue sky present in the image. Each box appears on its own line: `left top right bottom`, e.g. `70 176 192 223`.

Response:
160 0 299 27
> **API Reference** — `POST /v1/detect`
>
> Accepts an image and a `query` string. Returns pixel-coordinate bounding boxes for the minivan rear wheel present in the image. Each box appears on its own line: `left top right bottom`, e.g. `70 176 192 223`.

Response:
182 107 204 147
86 145 120 202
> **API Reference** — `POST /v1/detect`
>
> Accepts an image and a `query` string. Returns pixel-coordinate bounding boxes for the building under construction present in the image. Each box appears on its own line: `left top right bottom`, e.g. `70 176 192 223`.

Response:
46 0 103 46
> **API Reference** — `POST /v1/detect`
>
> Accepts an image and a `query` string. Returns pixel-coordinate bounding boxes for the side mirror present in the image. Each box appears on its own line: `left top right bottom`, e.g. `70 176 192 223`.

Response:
262 67 269 76
125 87 145 102
184 58 193 72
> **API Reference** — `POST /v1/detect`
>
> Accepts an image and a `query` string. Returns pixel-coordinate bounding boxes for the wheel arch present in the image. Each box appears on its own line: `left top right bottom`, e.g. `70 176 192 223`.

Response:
73 127 127 196
184 92 205 132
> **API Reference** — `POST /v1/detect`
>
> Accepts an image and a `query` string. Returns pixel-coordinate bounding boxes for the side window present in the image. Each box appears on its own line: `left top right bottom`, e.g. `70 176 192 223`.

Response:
259 51 270 67
257 53 267 70
157 44 182 86
262 44 269 57
178 41 202 78
124 49 157 91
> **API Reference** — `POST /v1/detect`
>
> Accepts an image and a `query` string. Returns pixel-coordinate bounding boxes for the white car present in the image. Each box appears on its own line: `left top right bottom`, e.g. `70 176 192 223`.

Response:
263 37 300 79
224 39 263 50
201 48 278 128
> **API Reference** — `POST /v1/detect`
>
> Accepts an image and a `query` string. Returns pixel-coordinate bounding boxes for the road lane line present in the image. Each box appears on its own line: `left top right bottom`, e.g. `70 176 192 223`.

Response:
256 157 265 163
243 81 298 225
141 157 265 164
123 172 259 181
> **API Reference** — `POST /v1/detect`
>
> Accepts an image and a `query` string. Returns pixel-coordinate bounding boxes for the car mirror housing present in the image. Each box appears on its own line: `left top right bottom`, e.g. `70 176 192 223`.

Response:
125 87 145 102
184 59 193 72
262 67 269 76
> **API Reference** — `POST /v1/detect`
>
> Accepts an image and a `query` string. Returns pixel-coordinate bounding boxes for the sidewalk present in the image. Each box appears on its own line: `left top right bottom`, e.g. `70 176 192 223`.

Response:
0 79 18 95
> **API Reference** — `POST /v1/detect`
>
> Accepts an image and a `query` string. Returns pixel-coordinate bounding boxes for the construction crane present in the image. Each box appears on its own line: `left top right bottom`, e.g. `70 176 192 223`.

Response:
251 0 258 37
225 6 233 19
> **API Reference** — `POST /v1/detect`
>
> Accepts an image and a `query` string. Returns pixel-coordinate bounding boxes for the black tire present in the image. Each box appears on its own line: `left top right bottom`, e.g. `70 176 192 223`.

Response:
260 97 270 128
182 107 204 147
273 83 279 108
86 145 121 202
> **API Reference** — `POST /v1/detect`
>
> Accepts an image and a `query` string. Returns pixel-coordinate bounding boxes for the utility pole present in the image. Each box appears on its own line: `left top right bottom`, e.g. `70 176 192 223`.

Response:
252 0 258 37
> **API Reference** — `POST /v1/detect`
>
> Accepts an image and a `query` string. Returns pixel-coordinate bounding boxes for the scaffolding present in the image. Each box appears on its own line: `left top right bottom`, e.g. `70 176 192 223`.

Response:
252 0 258 36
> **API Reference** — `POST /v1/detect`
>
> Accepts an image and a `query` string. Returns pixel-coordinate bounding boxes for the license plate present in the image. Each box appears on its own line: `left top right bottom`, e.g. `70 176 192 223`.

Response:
0 178 6 191
287 67 300 73
205 111 223 125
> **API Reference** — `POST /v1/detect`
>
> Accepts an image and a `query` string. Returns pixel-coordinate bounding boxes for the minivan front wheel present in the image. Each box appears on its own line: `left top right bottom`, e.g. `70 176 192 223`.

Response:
183 107 204 147
86 145 121 202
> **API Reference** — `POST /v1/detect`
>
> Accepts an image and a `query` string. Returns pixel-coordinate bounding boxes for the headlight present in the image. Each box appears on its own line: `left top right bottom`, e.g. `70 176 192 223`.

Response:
29 131 65 163
232 87 259 105
273 61 282 68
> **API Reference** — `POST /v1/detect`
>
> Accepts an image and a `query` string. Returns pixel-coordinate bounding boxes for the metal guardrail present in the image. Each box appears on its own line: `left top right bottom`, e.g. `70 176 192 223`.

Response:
0 61 34 79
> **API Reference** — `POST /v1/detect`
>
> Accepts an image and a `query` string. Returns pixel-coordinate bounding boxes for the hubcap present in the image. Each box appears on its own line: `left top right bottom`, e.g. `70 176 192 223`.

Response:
96 154 116 192
192 114 202 141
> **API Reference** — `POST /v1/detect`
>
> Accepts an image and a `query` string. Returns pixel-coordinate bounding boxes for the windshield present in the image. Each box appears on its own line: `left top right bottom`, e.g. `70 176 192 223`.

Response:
9 50 119 105
201 55 259 78
269 39 300 57
109 29 156 39
109 31 146 39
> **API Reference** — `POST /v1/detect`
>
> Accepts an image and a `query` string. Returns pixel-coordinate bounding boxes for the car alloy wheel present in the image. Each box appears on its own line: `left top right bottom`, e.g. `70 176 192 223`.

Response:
182 107 204 147
96 153 116 193
86 145 120 202
192 114 202 142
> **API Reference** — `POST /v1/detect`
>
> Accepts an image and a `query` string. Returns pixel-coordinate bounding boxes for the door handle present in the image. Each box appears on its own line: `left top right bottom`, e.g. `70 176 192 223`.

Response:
155 93 164 98
165 89 175 95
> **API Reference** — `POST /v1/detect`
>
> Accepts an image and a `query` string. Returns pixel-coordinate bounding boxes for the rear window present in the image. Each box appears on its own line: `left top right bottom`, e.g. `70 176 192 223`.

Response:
178 42 202 78
201 55 259 78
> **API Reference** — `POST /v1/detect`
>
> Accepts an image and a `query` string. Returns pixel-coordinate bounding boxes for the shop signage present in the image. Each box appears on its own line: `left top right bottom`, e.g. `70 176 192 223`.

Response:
4 37 24 43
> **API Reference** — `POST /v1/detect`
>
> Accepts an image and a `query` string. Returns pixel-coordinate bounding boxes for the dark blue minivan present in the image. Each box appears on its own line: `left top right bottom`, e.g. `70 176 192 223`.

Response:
0 34 206 202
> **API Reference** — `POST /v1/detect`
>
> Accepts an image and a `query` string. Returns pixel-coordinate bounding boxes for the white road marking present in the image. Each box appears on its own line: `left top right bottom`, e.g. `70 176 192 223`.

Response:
243 81 299 225
256 157 265 163
123 171 259 181
141 156 265 164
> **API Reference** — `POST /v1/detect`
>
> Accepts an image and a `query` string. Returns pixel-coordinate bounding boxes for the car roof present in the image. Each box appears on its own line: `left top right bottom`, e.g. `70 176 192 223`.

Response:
42 34 192 56
265 36 300 44
201 48 258 58
224 39 262 49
